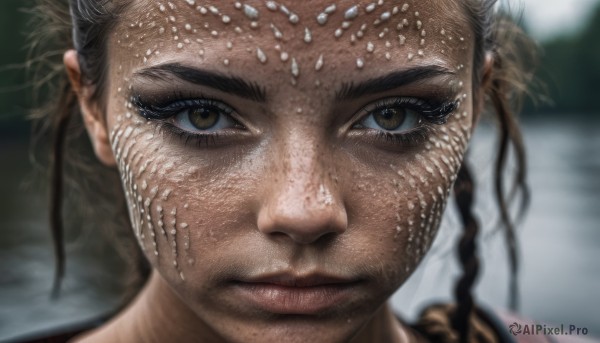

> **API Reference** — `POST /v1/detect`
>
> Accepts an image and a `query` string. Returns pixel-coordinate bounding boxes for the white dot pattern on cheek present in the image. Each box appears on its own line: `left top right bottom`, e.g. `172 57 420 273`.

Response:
123 0 460 72
109 108 205 283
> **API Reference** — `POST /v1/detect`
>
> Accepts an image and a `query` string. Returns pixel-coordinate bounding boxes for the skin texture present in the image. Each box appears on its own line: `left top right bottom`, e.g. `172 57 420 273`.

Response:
66 0 485 342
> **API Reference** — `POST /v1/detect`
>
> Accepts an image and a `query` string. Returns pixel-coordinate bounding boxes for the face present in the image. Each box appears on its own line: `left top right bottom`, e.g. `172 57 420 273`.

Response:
98 0 476 341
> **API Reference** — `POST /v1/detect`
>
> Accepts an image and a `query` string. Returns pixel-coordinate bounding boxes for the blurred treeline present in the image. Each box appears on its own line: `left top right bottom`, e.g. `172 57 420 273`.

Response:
0 0 31 140
1 1 600 140
525 4 600 116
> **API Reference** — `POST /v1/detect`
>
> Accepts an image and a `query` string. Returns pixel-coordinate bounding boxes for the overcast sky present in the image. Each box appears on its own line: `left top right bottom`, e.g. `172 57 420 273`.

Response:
517 0 600 41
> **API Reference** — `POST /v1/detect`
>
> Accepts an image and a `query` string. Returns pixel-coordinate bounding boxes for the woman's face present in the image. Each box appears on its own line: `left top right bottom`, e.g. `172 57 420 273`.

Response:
99 0 476 341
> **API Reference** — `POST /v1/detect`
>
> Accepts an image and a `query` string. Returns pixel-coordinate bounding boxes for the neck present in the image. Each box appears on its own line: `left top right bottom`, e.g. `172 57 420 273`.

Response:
75 271 421 343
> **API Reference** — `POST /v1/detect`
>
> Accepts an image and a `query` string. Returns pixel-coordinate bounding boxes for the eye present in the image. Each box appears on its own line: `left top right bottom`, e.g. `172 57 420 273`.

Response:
354 98 424 133
133 96 244 134
173 101 241 133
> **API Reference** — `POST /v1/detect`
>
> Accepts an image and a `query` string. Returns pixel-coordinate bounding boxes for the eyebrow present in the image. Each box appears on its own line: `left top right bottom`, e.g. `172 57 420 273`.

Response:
335 66 455 101
134 63 267 102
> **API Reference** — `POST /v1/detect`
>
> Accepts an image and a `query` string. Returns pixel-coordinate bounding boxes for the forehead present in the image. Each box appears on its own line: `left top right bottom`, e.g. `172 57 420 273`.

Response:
113 0 473 86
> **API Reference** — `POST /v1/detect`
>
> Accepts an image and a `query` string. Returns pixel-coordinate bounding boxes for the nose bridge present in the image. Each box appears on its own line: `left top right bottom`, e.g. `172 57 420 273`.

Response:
257 128 347 244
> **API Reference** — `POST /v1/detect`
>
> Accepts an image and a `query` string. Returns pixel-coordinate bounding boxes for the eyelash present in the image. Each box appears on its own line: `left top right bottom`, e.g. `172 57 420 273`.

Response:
131 94 457 148
353 97 457 147
132 93 241 147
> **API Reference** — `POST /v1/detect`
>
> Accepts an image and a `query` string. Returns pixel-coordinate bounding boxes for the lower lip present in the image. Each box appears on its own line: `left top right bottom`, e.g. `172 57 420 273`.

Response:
232 282 360 315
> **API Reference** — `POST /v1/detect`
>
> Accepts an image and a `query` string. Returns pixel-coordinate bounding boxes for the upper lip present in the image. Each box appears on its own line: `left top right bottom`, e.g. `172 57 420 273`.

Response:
237 272 361 287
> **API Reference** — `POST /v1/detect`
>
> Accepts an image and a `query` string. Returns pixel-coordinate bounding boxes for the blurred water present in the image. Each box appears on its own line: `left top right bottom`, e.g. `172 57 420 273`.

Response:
1 119 599 341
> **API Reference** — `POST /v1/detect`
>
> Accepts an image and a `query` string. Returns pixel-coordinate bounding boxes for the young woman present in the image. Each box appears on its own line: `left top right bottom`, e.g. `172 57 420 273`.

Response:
25 0 537 342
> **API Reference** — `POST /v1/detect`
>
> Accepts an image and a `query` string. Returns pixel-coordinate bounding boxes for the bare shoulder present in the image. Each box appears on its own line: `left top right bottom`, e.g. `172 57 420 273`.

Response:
495 310 599 343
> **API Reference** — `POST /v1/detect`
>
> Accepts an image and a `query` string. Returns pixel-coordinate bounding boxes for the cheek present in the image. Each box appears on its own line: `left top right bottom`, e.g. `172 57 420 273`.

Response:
107 106 247 283
345 103 472 281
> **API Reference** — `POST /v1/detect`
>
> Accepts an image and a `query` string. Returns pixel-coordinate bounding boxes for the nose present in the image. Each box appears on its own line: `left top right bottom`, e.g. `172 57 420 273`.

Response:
256 145 348 245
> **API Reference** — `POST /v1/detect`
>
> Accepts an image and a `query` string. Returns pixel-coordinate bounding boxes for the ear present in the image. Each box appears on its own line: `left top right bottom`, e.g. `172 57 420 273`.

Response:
64 50 116 167
472 52 495 127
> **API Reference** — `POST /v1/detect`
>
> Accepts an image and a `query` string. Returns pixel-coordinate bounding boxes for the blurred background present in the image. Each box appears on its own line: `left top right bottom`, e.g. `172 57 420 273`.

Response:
1 0 599 341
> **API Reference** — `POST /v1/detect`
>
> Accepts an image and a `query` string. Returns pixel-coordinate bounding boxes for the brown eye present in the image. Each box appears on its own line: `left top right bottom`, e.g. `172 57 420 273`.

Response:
188 107 220 130
373 107 407 130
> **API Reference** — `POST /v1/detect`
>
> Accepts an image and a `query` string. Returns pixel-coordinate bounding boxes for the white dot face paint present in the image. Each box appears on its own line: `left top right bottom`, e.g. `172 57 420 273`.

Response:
105 1 476 342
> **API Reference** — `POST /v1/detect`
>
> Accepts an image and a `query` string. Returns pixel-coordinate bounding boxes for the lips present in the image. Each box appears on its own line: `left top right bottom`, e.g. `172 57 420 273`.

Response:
231 272 363 315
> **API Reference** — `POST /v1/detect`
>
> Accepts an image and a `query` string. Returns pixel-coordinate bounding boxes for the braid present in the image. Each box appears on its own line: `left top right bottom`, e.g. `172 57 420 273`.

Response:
452 163 480 343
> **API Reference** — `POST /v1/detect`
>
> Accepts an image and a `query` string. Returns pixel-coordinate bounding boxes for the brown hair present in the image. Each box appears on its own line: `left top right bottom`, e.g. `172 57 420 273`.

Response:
28 0 535 341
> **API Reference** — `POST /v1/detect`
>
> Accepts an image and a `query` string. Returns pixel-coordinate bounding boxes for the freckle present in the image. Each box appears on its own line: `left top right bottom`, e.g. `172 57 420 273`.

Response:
344 5 359 20
243 4 259 19
366 41 375 53
291 57 299 77
365 3 376 13
356 57 364 69
315 54 324 71
280 51 289 62
266 1 278 11
304 27 312 43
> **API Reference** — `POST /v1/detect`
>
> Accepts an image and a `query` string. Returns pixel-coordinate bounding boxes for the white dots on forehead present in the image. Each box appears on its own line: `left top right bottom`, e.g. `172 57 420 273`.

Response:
125 1 472 83
242 3 259 19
